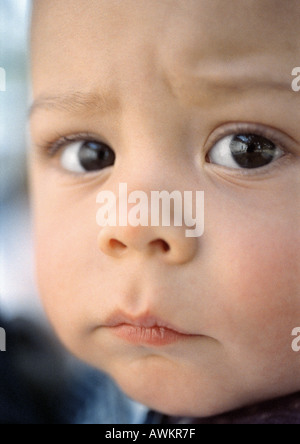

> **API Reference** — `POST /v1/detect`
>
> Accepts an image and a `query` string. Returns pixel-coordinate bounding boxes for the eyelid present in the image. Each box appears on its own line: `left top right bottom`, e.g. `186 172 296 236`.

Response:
204 122 297 155
38 132 104 156
204 122 298 178
207 153 294 179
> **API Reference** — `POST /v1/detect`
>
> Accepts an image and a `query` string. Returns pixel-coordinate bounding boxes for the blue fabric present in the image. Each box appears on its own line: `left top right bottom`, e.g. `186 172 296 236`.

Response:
61 364 150 424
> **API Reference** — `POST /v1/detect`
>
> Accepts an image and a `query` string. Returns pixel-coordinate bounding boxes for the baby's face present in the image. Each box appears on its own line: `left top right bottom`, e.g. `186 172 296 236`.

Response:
30 0 300 416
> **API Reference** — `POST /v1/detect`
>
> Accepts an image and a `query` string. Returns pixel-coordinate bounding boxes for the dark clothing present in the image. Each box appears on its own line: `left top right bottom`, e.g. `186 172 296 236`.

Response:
0 315 147 424
0 315 69 424
161 394 300 424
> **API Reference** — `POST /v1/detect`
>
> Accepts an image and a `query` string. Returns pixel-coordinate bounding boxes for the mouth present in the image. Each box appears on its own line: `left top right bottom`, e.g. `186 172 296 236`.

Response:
103 312 199 347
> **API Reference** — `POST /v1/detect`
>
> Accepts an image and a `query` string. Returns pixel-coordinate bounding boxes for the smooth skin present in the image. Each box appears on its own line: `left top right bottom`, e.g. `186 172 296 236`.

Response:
30 0 300 417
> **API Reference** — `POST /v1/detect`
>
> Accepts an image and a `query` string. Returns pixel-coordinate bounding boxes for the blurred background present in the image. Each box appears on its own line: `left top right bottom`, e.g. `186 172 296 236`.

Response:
0 0 41 319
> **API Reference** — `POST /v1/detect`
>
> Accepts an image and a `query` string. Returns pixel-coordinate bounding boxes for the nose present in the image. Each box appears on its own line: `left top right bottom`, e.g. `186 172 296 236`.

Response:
97 224 198 265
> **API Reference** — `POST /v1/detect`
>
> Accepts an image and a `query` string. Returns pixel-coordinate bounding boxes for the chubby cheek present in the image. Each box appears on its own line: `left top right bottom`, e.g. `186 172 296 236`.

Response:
33 185 102 351
211 202 300 378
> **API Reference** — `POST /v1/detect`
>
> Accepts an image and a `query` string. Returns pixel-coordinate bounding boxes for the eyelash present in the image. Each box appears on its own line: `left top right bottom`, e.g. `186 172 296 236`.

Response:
37 123 295 177
204 122 294 177
208 123 290 154
38 132 100 156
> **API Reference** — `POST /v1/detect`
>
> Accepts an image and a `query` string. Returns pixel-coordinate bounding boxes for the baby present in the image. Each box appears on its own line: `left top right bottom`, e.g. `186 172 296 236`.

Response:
29 0 300 422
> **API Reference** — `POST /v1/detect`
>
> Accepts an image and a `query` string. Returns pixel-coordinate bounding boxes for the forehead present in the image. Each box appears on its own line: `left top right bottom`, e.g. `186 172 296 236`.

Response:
31 0 300 96
31 0 300 51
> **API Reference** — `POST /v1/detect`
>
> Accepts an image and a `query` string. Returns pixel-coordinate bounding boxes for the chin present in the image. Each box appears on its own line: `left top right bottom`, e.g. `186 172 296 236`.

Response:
110 364 244 419
120 383 242 418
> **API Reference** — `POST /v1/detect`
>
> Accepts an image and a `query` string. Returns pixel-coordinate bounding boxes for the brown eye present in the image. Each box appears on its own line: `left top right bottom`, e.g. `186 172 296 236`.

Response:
60 140 115 173
229 134 278 168
208 133 284 170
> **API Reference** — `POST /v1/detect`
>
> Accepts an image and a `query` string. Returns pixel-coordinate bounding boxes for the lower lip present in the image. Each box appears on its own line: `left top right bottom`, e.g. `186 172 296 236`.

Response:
110 324 193 346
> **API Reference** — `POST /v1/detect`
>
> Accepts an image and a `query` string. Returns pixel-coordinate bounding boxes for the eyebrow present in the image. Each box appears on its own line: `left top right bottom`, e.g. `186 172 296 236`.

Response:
29 90 119 118
172 70 295 97
164 70 297 110
202 77 293 93
29 74 295 119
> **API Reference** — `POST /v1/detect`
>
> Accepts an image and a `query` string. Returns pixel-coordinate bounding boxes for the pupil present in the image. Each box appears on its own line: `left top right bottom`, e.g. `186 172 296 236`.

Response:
79 141 115 171
230 134 276 168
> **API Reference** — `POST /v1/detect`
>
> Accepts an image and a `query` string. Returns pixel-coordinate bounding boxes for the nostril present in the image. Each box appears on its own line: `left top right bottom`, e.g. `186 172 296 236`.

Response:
150 239 171 253
109 239 127 251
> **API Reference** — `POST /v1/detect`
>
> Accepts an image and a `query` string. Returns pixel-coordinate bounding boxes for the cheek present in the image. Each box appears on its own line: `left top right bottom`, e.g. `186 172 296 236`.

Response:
212 204 300 352
201 195 300 396
225 229 298 303
33 183 101 344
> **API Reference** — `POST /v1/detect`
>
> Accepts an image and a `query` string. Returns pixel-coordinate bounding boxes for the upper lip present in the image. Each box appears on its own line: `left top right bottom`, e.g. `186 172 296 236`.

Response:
103 311 195 336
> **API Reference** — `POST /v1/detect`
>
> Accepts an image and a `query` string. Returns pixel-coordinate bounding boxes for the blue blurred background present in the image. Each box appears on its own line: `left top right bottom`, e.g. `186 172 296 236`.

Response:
0 0 41 318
